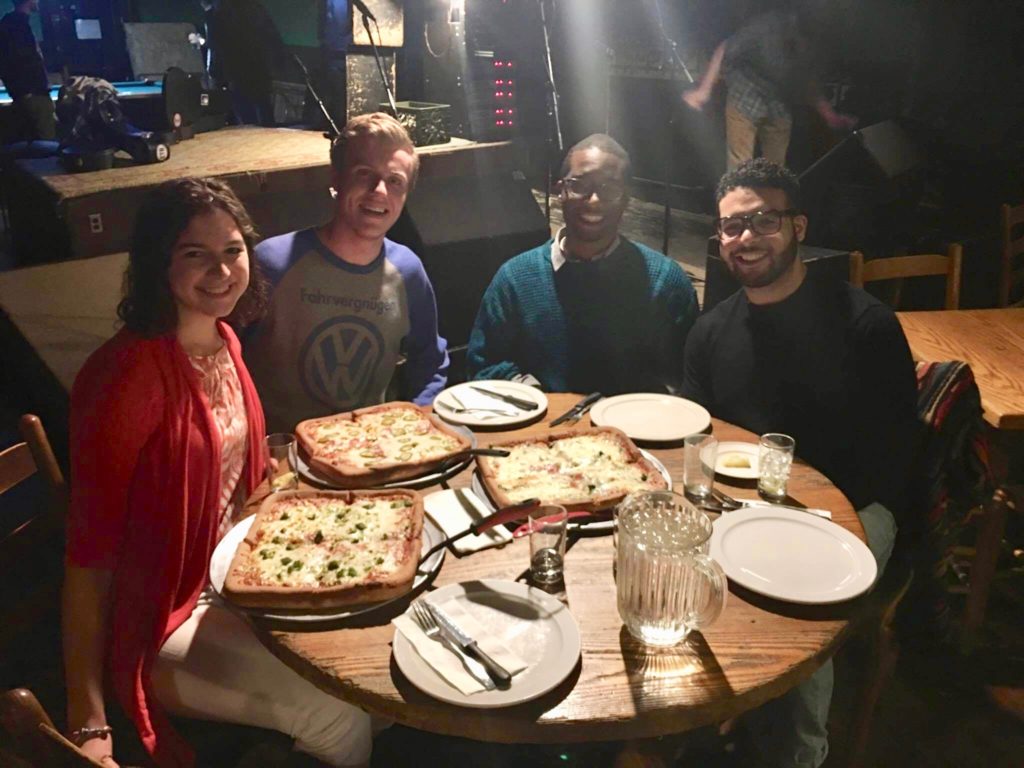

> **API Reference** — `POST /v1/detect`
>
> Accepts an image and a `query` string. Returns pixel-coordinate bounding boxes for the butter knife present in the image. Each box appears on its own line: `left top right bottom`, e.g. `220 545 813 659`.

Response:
708 499 832 520
427 602 512 686
468 385 539 411
549 391 603 426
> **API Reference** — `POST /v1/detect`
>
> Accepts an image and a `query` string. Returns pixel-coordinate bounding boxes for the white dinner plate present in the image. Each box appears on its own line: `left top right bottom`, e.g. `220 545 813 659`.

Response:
710 507 877 604
393 579 581 708
469 449 672 533
210 514 446 622
433 380 548 428
589 393 711 442
715 441 760 480
294 425 476 490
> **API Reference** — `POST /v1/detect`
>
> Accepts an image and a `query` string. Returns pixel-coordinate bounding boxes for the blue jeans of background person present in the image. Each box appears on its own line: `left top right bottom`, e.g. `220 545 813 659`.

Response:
741 502 898 768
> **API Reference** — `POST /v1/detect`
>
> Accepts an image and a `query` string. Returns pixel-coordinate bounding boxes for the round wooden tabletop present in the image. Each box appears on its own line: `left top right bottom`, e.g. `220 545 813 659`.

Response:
241 394 864 744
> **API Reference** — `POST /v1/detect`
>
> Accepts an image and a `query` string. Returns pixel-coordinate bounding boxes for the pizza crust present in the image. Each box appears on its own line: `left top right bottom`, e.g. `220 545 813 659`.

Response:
222 489 424 610
476 427 668 513
295 402 473 488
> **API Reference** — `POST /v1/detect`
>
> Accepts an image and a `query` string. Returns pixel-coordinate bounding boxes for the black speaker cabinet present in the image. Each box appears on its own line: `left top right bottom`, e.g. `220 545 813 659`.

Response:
387 172 549 349
703 245 853 313
799 120 925 253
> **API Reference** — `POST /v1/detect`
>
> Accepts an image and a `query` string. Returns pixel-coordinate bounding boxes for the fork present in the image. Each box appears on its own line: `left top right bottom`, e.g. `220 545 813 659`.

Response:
436 393 515 416
410 601 496 690
710 488 832 519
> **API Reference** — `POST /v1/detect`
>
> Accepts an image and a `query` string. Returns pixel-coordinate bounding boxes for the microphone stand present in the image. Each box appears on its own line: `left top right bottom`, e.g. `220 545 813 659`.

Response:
360 9 398 117
537 0 563 224
292 53 340 140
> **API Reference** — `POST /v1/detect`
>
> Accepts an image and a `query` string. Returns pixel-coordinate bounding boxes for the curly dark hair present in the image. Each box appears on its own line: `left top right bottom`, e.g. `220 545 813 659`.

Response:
715 158 802 210
117 177 268 336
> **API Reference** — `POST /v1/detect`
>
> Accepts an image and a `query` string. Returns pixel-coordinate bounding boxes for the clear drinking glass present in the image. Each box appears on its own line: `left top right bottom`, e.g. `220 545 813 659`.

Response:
266 433 299 492
758 433 795 501
682 434 718 500
529 505 568 584
616 490 727 646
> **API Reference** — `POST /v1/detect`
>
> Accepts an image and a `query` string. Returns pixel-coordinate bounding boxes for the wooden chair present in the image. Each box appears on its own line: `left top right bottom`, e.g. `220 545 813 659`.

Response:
849 245 963 310
1000 202 1024 307
837 558 914 768
0 687 106 767
0 415 67 677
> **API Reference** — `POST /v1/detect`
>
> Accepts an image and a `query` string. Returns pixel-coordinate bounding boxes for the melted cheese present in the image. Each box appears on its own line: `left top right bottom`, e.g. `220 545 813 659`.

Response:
241 495 416 589
309 407 463 470
490 434 663 504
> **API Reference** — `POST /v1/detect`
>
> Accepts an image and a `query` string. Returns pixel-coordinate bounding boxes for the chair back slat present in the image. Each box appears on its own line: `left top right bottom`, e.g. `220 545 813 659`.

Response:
0 443 36 496
849 245 962 309
1001 202 1024 307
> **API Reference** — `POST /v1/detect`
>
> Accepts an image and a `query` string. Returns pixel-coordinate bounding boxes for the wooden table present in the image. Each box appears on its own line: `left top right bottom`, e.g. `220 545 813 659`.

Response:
242 395 863 744
897 309 1024 430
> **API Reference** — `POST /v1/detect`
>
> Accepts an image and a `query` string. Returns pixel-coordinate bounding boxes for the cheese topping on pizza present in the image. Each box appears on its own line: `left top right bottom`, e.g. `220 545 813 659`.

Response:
488 432 664 504
234 495 418 589
305 407 464 469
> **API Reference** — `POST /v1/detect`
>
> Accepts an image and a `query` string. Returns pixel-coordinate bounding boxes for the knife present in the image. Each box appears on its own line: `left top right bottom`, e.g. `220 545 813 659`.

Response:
469 386 539 411
427 602 513 686
707 499 832 520
549 391 603 427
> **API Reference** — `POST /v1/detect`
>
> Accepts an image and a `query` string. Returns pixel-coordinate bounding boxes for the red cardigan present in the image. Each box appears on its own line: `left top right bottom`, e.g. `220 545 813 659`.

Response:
67 323 266 768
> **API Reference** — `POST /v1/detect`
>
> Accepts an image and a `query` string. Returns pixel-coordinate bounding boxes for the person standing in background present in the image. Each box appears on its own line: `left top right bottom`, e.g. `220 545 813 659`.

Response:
0 0 56 140
683 6 855 169
200 0 288 126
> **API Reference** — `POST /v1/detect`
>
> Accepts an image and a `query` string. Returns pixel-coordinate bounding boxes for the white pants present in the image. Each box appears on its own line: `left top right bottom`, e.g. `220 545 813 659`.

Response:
152 593 372 767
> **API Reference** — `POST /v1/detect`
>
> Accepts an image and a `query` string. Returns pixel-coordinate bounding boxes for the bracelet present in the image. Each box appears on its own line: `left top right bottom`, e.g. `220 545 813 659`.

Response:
68 725 113 745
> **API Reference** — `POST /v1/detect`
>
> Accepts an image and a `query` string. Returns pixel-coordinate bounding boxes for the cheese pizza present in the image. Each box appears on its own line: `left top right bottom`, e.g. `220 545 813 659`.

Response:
222 489 424 609
476 427 668 513
295 402 472 488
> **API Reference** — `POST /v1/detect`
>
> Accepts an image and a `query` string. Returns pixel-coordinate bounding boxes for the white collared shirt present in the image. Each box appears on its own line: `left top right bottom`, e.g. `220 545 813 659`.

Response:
549 227 621 272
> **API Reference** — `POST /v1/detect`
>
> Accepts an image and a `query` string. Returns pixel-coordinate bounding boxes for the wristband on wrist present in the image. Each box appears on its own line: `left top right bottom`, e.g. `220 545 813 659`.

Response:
68 725 113 746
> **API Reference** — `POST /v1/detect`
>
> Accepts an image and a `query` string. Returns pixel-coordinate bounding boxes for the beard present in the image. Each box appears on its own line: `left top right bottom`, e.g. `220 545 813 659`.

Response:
726 235 800 288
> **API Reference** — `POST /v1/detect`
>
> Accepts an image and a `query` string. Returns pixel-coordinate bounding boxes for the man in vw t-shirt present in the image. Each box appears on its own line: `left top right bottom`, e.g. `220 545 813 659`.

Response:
245 113 448 432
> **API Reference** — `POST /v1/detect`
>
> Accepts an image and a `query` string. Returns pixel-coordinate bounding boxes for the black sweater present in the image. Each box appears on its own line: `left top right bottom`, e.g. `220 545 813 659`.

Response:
682 272 919 525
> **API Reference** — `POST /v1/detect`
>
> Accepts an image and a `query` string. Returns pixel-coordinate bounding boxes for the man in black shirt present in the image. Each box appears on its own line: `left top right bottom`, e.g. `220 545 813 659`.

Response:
0 0 55 140
682 158 918 767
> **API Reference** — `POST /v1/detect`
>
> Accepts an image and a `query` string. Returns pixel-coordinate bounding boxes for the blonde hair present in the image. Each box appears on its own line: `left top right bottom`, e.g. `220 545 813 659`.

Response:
329 112 420 187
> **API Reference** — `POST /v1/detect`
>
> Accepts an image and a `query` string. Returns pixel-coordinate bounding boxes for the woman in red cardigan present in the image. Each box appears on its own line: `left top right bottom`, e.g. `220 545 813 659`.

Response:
63 178 373 768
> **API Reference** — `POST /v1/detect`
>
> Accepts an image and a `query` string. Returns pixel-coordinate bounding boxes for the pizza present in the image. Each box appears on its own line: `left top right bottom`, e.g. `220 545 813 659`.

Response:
222 489 424 610
295 402 472 488
476 427 669 513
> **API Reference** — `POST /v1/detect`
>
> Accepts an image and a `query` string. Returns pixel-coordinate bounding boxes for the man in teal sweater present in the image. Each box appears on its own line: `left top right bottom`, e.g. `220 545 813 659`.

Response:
467 134 698 395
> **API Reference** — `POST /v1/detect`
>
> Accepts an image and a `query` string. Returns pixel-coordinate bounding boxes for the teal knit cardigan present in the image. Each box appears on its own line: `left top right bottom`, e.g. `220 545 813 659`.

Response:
466 238 698 394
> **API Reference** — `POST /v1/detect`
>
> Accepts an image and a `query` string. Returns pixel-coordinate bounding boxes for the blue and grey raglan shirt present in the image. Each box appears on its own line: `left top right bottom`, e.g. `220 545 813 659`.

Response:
244 229 448 432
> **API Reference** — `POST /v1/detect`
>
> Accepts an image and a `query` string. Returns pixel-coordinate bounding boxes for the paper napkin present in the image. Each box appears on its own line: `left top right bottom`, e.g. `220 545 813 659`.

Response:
393 600 528 695
423 489 513 554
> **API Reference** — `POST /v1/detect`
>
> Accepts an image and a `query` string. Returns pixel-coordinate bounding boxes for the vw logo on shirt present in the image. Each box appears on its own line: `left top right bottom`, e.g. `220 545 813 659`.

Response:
298 315 385 410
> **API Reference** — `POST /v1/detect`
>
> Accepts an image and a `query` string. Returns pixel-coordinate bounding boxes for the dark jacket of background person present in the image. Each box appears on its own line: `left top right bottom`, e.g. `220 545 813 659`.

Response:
0 9 48 99
204 0 288 104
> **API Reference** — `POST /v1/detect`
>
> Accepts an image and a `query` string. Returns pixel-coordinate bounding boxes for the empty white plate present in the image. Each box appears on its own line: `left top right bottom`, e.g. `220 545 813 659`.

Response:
589 393 711 442
710 506 877 604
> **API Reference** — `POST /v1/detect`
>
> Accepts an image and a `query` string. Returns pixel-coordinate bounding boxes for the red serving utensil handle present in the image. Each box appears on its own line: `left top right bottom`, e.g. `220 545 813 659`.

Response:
470 498 541 534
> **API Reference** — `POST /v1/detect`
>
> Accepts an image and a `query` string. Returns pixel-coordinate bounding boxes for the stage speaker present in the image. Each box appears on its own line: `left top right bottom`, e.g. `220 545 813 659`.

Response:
702 245 853 314
387 172 550 354
800 120 925 252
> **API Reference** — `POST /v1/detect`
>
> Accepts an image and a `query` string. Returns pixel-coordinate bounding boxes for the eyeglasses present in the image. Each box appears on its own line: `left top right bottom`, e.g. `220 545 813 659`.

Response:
715 209 799 239
561 176 627 203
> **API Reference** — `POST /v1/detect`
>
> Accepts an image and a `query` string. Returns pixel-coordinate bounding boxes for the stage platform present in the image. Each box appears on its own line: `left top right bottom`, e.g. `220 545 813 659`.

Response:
6 126 515 264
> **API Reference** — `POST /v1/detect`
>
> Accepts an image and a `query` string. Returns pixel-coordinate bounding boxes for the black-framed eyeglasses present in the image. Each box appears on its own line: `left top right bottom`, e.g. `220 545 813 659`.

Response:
715 209 799 239
561 176 627 203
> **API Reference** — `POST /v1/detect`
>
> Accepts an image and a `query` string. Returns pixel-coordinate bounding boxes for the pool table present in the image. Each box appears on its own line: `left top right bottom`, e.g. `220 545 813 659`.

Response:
0 79 163 106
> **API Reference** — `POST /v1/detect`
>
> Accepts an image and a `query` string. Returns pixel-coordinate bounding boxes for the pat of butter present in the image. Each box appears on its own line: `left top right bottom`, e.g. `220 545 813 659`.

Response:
721 453 751 469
